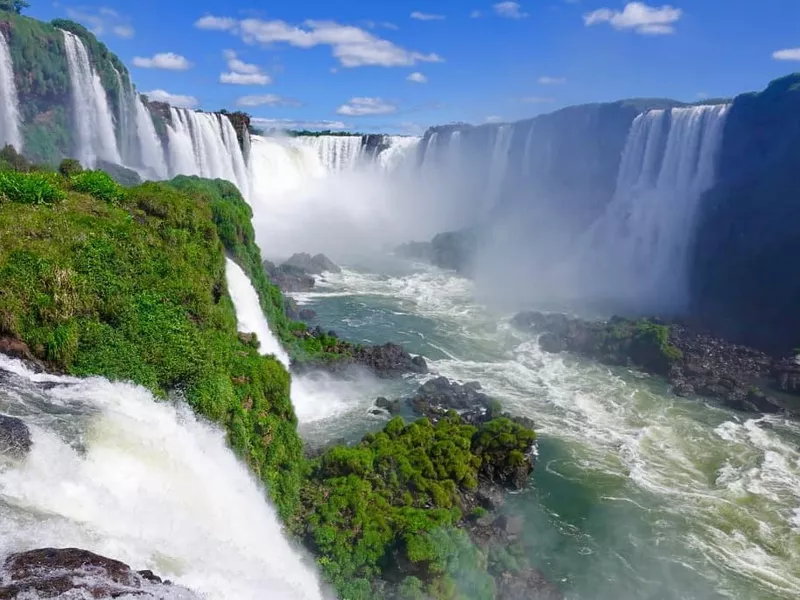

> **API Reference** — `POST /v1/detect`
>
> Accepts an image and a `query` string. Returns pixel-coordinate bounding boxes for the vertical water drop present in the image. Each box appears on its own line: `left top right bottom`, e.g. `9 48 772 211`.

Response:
0 30 22 151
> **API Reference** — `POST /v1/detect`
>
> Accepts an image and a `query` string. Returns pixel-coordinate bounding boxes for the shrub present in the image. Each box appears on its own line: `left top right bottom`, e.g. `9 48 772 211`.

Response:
70 170 124 204
59 158 83 177
0 144 32 171
0 170 65 204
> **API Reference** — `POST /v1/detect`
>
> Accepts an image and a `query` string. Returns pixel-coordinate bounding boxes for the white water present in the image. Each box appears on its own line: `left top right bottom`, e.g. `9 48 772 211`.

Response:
0 355 324 600
113 69 138 169
135 94 168 179
582 104 730 309
166 108 249 199
62 30 121 167
297 136 364 171
0 30 22 151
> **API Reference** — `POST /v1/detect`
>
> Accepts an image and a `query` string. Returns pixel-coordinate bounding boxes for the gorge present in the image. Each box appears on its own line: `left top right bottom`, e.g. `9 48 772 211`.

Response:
0 4 799 600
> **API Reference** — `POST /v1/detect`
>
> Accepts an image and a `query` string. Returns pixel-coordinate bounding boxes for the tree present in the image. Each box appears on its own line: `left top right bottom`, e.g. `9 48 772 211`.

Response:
0 0 30 14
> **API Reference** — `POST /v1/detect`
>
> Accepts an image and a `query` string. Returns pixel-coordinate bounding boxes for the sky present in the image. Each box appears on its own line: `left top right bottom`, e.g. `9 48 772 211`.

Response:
32 1 800 134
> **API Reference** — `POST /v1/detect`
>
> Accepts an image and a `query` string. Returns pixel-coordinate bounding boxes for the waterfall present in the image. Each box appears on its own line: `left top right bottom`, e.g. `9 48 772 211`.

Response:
134 94 168 179
584 104 731 308
485 125 513 211
0 30 22 151
61 30 121 166
296 136 364 171
377 136 420 171
0 355 323 600
166 108 249 199
112 68 139 168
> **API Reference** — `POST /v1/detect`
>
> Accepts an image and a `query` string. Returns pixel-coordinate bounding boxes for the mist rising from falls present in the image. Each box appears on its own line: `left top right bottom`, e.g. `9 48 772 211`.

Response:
0 356 324 600
62 30 121 167
582 104 730 310
0 31 22 151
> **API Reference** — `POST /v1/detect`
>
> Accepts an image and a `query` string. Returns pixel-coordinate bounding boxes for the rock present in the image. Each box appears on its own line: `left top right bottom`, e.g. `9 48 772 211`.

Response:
495 515 525 536
263 260 316 293
0 548 200 599
476 486 506 511
293 337 428 379
772 356 800 395
538 332 565 353
496 568 564 600
282 252 341 274
408 376 495 424
0 415 32 459
95 160 143 187
284 297 300 320
0 336 46 373
298 308 317 321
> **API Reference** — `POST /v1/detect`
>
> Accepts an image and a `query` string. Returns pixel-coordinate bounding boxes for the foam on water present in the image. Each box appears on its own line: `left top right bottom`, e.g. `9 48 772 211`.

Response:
0 356 325 600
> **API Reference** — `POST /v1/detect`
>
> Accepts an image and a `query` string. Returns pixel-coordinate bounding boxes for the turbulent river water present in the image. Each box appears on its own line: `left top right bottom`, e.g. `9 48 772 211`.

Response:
291 260 800 600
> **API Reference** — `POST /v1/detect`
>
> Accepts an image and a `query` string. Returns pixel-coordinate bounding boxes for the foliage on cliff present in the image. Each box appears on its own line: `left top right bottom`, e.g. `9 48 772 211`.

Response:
0 166 303 519
1 11 130 164
296 413 536 599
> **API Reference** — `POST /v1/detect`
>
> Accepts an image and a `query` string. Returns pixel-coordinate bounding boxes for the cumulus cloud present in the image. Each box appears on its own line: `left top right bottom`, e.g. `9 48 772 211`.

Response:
539 76 566 85
251 118 348 131
220 50 271 85
65 6 135 38
132 52 192 70
583 2 682 35
410 11 445 21
407 71 428 83
195 16 444 68
773 48 800 60
336 97 397 116
142 89 198 108
494 2 529 19
236 94 300 107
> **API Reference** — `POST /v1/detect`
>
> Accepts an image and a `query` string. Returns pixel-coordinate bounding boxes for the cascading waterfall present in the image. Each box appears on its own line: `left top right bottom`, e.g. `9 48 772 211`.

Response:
61 30 121 167
297 135 364 171
165 108 249 199
112 68 139 167
0 355 324 600
0 30 22 151
484 125 513 211
582 104 731 308
134 93 168 179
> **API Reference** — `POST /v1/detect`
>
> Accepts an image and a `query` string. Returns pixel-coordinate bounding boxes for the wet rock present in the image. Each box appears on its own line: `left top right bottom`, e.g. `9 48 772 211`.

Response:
538 332 565 354
0 415 32 459
0 548 200 599
262 260 315 293
298 308 317 321
283 252 341 274
772 356 800 395
495 515 524 536
476 486 506 511
374 396 401 414
0 336 46 373
407 376 497 425
496 568 564 600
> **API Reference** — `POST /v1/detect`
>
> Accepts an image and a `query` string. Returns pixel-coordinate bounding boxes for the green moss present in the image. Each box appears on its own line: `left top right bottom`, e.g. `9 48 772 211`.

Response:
0 172 304 520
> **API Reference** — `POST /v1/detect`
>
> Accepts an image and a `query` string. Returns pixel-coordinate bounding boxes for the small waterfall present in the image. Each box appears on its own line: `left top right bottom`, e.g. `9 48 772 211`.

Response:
485 125 513 211
61 30 121 166
296 136 364 171
166 108 249 199
0 355 323 600
134 94 168 179
113 68 139 168
378 136 420 171
584 104 731 308
0 30 22 150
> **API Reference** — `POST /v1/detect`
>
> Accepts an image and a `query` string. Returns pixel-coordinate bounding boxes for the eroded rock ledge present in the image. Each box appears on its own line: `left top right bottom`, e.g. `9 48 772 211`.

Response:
511 311 797 415
0 548 199 599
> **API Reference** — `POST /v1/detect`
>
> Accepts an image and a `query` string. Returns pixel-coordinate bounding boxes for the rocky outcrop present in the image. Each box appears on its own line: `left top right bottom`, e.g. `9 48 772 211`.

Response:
0 548 199 599
0 415 31 460
221 110 251 151
395 229 479 275
511 311 789 415
96 160 143 187
282 252 341 275
263 260 315 293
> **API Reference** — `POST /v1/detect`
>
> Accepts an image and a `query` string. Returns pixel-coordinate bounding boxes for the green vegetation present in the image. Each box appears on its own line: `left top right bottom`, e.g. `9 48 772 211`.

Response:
58 158 83 177
0 170 303 520
296 413 536 598
0 0 29 15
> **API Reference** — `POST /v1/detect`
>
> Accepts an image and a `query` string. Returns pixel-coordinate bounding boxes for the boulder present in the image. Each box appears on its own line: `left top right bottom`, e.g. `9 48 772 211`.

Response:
0 548 199 599
282 252 341 274
298 308 317 321
262 260 315 293
0 415 32 459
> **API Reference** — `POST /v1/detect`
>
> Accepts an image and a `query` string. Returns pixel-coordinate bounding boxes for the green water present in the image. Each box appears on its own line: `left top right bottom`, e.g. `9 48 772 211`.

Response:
291 263 800 600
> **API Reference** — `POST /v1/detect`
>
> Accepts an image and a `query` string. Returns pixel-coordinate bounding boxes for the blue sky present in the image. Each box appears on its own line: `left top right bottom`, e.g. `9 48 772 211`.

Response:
33 1 800 134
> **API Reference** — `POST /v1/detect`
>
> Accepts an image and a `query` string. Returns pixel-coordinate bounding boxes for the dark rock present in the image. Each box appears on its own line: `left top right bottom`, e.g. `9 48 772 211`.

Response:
282 252 341 275
772 356 800 395
374 396 402 414
476 486 506 511
263 260 315 293
0 548 199 599
538 332 565 353
496 568 564 600
95 160 142 187
298 308 317 321
284 297 300 320
496 515 525 536
0 336 46 373
0 415 32 459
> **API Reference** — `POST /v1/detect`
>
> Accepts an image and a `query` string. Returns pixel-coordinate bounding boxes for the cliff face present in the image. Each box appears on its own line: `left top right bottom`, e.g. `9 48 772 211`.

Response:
2 13 131 164
689 73 800 352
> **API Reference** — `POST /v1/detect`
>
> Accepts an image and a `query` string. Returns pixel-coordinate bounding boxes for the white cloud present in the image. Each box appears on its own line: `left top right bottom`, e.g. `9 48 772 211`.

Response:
539 76 566 85
143 89 198 108
336 97 397 116
236 94 300 107
411 11 445 21
196 16 444 68
132 52 192 70
773 48 800 61
407 71 428 83
195 15 238 31
584 2 682 35
65 7 135 38
494 2 529 19
219 50 271 85
520 96 555 103
381 22 400 30
251 118 348 131
486 115 504 123
470 10 483 18
221 72 272 85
